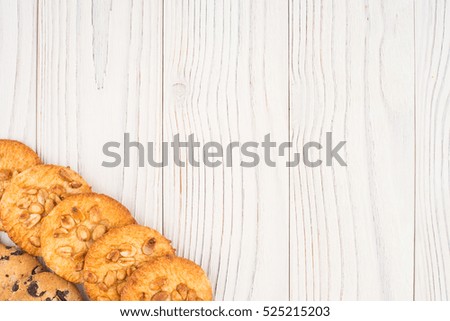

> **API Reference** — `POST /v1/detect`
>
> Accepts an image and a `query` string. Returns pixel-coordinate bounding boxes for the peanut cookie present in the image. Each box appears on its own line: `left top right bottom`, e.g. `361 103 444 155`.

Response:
41 193 136 283
121 256 213 301
0 243 45 300
83 225 175 301
0 165 91 256
0 140 41 231
8 272 82 301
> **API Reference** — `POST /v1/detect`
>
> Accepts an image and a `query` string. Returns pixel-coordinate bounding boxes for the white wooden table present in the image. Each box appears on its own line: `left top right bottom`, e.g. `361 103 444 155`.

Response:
0 0 448 300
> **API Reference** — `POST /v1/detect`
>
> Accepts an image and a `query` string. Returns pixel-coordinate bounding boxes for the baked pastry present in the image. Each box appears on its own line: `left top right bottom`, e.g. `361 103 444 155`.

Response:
0 140 41 231
0 243 44 300
0 165 91 256
7 272 82 301
83 225 175 301
40 193 136 283
121 256 213 301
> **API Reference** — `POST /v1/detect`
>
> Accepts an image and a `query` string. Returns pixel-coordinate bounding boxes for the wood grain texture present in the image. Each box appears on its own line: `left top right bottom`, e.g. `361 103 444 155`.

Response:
0 0 37 245
289 0 415 299
163 0 289 300
37 0 163 230
1 0 449 301
415 0 450 300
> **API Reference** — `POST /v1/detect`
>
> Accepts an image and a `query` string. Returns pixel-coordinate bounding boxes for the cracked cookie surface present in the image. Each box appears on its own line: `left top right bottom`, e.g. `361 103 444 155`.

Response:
41 193 136 283
0 243 45 300
0 140 41 231
0 165 91 256
121 256 213 301
83 225 175 301
7 272 82 301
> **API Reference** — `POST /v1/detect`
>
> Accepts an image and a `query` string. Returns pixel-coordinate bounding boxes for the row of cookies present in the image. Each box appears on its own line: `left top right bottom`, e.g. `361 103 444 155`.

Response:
0 139 213 301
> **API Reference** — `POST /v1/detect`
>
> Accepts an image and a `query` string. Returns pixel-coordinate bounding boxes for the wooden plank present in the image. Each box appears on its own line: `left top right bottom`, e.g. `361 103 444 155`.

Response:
163 0 289 300
289 0 415 299
0 0 37 245
37 0 163 229
415 0 450 300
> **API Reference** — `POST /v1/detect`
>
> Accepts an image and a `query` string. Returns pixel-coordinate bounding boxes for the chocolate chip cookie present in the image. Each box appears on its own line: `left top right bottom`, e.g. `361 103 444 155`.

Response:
8 272 82 301
0 243 45 300
0 165 91 256
40 193 136 283
121 256 213 301
83 225 175 301
0 140 41 231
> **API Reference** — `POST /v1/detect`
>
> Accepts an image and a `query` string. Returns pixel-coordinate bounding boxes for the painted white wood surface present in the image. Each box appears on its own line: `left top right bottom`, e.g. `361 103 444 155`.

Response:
0 0 448 301
37 0 163 231
289 0 415 300
415 0 450 300
0 0 37 245
163 0 289 300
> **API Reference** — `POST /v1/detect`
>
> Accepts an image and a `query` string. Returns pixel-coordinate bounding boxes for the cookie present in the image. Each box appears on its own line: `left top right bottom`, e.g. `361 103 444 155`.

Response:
40 193 136 283
83 225 175 301
0 243 45 300
0 165 91 256
8 272 82 301
0 140 41 231
121 256 213 301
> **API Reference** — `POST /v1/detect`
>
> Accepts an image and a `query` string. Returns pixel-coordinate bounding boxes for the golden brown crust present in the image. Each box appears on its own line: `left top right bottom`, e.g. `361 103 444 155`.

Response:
83 225 175 301
7 272 82 301
0 140 41 231
40 193 136 283
121 256 213 301
0 243 45 300
0 165 91 256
